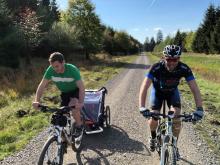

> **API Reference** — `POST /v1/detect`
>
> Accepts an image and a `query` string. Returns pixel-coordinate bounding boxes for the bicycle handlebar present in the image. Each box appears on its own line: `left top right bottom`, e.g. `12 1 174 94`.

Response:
143 112 194 122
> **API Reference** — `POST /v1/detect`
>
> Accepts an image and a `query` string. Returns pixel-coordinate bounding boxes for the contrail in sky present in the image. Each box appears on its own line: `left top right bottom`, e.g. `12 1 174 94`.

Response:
149 0 157 8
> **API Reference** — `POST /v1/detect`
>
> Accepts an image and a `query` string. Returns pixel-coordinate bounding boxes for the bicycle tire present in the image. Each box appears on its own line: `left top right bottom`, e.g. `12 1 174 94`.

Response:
38 136 64 165
105 105 111 127
164 145 176 165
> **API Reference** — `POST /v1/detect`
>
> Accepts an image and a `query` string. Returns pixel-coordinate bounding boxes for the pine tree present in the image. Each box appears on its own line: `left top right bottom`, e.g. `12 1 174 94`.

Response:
212 17 220 53
0 0 12 36
156 30 163 44
149 37 156 51
37 0 57 32
128 35 141 54
202 4 216 53
144 37 150 51
7 0 38 12
0 0 22 67
192 27 208 53
173 30 182 46
114 31 131 55
50 0 60 21
103 26 115 54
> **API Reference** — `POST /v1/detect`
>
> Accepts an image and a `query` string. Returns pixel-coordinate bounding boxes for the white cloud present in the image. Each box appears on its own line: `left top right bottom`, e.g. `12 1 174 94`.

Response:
132 28 140 32
153 27 163 31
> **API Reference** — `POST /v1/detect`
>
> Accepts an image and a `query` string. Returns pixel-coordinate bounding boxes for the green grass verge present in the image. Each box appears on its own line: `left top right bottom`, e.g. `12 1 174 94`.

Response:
0 54 138 160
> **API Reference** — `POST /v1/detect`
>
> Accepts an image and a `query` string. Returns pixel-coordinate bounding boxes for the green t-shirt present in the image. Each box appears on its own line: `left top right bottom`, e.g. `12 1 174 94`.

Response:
43 63 81 92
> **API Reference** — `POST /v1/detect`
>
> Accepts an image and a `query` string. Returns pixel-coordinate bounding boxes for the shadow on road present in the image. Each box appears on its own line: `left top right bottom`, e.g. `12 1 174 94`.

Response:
74 125 150 164
180 157 196 165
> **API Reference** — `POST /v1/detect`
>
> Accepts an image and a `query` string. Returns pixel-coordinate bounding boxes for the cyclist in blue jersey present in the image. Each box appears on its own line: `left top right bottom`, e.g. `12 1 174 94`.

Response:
139 45 204 160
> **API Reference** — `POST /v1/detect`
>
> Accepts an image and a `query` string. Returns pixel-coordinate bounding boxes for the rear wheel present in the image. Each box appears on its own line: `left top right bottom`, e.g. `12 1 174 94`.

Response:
38 136 64 165
105 105 111 127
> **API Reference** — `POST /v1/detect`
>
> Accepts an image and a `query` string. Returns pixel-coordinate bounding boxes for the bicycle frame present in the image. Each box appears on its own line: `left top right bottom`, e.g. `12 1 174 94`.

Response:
156 100 178 165
47 117 71 164
159 113 178 165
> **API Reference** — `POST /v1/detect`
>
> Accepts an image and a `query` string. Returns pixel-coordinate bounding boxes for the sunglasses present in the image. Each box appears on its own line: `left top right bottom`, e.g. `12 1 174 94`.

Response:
165 58 179 62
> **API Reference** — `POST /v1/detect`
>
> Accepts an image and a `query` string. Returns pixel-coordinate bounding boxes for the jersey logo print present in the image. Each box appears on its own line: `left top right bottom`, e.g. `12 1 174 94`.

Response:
52 76 74 82
180 64 187 69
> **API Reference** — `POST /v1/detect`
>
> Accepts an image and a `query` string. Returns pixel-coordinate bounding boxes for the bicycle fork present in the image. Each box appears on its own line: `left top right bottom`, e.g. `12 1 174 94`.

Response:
48 126 64 164
160 119 178 165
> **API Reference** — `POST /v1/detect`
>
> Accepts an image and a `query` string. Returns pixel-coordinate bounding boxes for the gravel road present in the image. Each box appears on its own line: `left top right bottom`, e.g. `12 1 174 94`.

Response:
1 54 219 165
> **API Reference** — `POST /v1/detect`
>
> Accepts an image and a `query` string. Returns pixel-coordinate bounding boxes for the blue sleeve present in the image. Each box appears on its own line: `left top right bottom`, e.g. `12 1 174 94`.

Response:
145 73 154 80
145 63 158 80
185 75 195 82
184 65 195 82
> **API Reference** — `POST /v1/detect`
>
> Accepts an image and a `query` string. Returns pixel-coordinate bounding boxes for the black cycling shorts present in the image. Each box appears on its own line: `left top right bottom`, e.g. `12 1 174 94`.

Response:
60 88 79 106
150 86 181 110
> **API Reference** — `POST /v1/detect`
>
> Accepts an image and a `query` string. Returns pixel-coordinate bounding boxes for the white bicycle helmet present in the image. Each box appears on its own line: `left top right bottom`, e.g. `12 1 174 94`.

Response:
163 45 181 57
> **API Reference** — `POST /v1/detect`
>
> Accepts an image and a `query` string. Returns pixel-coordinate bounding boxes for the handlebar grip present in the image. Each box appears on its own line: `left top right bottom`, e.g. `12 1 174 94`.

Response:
182 118 191 122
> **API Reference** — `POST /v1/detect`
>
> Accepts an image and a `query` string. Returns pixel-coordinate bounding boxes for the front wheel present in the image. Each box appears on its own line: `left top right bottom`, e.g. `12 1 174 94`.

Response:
163 145 176 165
38 136 64 165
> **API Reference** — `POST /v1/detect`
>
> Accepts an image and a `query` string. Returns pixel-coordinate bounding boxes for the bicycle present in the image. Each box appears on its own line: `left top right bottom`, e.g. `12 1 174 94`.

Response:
142 100 195 165
37 105 85 165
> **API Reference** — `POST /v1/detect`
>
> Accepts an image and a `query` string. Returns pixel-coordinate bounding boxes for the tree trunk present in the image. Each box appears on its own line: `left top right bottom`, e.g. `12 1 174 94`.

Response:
85 49 90 60
25 44 31 66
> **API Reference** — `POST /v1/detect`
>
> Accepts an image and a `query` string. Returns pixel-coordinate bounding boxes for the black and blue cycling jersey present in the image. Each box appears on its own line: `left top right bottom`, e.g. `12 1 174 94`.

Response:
146 60 195 110
146 60 195 93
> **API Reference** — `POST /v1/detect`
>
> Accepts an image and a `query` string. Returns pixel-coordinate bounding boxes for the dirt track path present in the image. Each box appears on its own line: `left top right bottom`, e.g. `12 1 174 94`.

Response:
1 54 218 165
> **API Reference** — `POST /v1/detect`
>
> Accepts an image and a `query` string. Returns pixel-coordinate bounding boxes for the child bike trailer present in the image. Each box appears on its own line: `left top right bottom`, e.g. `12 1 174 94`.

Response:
82 87 110 134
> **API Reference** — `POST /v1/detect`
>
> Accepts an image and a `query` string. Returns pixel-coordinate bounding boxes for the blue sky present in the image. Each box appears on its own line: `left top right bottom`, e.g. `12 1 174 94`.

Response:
56 0 220 43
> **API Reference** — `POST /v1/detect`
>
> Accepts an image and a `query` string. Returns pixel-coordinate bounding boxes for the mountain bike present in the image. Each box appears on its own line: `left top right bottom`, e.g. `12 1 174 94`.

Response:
37 105 85 165
142 101 194 165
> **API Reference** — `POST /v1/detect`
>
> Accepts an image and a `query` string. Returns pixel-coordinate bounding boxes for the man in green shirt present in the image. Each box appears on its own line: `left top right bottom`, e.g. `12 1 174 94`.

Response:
33 52 85 137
